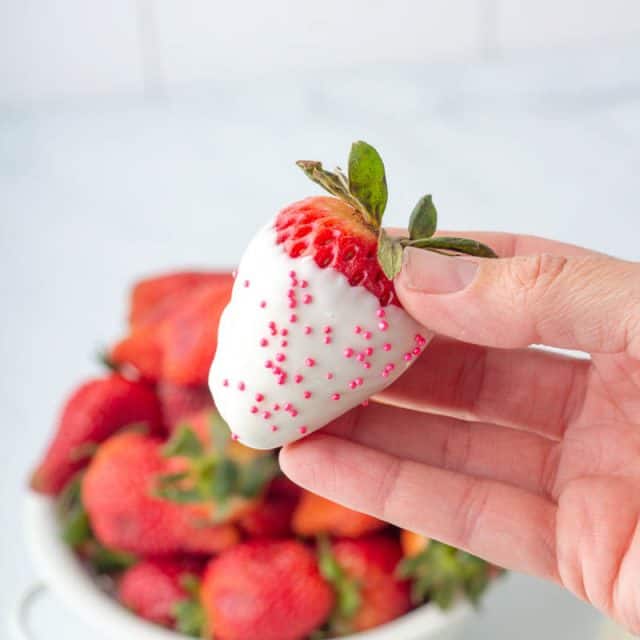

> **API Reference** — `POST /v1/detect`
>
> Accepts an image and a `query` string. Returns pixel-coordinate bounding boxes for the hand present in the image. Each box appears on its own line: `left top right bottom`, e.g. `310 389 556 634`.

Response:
280 232 640 632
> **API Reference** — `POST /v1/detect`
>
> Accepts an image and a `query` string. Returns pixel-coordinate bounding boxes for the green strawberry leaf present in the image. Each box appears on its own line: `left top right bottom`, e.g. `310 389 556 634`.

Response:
163 425 204 459
409 236 497 258
296 161 358 208
237 455 279 498
58 475 92 547
174 599 206 637
408 195 437 240
377 229 405 280
210 410 231 454
348 141 388 228
179 573 201 598
88 543 137 573
211 458 239 502
97 349 118 372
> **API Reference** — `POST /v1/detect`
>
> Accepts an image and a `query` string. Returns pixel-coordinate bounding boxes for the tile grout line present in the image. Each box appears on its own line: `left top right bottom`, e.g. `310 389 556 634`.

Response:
134 0 166 97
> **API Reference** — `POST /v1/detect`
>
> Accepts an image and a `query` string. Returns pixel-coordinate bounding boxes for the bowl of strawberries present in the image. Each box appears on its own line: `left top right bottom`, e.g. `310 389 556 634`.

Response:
25 245 498 636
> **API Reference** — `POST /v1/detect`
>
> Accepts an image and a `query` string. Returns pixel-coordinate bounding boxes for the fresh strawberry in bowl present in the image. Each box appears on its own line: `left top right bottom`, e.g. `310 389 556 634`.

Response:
209 141 495 449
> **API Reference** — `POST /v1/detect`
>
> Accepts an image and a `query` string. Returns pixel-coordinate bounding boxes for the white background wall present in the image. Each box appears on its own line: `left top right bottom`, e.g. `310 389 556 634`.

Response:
1 0 640 105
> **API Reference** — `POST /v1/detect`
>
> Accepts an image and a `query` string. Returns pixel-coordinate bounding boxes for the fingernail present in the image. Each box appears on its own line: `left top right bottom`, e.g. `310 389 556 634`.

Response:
400 248 478 293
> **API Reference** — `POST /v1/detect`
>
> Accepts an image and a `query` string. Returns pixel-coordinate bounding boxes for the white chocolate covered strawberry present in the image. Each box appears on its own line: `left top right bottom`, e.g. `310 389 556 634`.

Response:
210 142 496 448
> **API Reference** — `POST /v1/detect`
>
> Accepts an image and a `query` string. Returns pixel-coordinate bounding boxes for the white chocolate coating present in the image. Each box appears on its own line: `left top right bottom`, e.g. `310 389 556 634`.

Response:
210 223 427 449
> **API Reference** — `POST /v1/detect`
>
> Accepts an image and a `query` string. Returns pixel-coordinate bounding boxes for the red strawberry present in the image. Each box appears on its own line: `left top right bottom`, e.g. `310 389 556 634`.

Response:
292 490 385 539
210 141 496 449
200 540 334 640
118 558 204 631
82 432 241 555
30 375 163 495
112 277 233 385
158 382 214 431
130 271 232 330
320 534 411 634
238 476 301 539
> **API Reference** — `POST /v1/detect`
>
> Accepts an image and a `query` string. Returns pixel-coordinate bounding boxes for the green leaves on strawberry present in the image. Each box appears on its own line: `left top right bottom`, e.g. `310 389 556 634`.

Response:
297 141 498 280
173 574 206 637
397 539 494 610
155 416 279 520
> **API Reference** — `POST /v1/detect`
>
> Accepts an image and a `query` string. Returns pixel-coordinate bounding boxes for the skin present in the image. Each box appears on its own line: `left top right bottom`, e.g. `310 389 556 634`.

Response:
280 231 640 632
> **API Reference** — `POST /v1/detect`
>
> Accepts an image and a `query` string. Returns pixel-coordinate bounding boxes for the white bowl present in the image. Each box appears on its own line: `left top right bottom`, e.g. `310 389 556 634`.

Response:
21 492 472 640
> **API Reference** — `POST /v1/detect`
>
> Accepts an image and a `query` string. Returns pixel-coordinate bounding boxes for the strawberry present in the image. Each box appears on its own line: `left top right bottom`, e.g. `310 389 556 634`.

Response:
396 534 496 609
319 534 411 634
118 558 205 634
129 271 232 330
238 476 301 539
200 540 334 640
209 141 496 448
158 382 214 431
292 490 385 538
30 375 163 495
82 432 242 555
112 277 233 385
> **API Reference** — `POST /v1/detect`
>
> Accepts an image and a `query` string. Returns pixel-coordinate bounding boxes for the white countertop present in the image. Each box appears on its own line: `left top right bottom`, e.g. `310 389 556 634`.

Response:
2 42 639 639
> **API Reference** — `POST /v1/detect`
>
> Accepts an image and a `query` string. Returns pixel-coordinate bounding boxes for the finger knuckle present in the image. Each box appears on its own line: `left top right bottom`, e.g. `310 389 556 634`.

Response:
508 254 569 297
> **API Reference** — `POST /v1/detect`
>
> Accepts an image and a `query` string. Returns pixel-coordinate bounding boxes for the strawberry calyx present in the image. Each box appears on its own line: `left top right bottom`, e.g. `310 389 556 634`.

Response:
317 536 361 636
173 573 206 637
297 141 498 280
396 539 495 609
156 413 278 521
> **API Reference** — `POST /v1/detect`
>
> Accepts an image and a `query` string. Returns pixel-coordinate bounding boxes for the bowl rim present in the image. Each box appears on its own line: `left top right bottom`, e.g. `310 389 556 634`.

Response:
24 491 471 640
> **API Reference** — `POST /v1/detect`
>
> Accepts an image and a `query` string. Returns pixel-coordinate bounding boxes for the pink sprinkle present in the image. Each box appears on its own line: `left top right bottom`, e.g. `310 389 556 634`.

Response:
305 358 315 367
303 325 312 335
323 326 332 334
378 320 389 331
381 370 389 378
331 393 341 401
289 300 297 309
291 409 299 417
289 270 296 278
281 340 288 347
268 321 276 329
361 399 370 407
324 336 332 345
403 353 413 362
344 347 354 358
355 377 363 386
273 366 282 375
363 362 372 369
300 280 308 288
283 402 293 411
348 380 357 389
222 379 229 387
299 426 308 435
288 289 295 298
250 406 258 414
281 328 289 336
277 374 286 385
386 363 396 372
273 403 281 411
354 325 362 334
376 308 386 318
302 294 313 304
326 372 334 380
275 353 285 362
260 338 268 347
270 328 277 336
412 347 421 356
383 343 392 352
303 390 312 399
231 433 239 441
255 393 264 402
271 425 279 432
364 347 373 356
356 353 365 362
363 331 372 340
260 300 267 308
243 280 250 288
263 411 271 419
290 314 298 323
238 382 245 391
415 334 426 345
291 278 298 287
294 374 303 384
